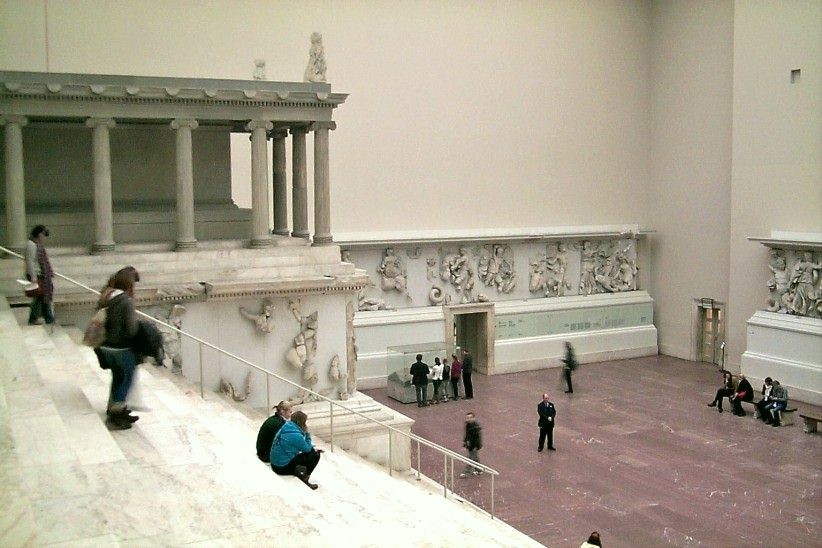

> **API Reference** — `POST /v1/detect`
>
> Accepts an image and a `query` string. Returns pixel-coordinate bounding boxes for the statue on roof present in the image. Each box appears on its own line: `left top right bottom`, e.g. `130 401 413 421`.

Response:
304 32 327 83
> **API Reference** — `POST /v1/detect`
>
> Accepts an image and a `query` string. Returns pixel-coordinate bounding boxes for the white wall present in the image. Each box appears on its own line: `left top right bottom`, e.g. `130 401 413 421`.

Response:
728 0 822 369
648 1 734 360
0 0 653 233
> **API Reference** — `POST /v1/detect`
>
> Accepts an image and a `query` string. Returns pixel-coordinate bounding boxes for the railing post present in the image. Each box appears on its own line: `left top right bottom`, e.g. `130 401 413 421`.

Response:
443 453 447 498
329 401 334 453
491 473 495 518
388 430 393 477
265 373 270 414
198 343 204 399
416 440 421 480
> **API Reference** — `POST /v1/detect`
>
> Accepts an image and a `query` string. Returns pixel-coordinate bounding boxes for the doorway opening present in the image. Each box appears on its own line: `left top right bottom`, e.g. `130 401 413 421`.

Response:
444 303 495 374
693 298 725 369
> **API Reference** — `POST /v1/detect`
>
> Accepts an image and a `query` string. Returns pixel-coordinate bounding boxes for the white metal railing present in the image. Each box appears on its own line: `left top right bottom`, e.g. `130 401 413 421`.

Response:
1 245 499 517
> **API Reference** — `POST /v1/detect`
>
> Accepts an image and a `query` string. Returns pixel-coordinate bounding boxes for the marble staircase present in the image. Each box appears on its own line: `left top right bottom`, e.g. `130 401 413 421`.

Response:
0 299 538 547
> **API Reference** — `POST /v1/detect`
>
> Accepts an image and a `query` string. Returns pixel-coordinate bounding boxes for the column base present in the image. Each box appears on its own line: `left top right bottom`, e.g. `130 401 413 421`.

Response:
291 231 310 239
272 229 291 237
249 237 273 248
312 235 334 246
92 242 116 254
175 239 198 251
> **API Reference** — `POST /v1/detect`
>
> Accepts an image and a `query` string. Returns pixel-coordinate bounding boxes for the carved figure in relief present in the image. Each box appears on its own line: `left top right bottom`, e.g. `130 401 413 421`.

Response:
149 304 187 371
766 254 791 313
579 240 598 296
443 246 475 303
479 244 516 294
220 372 252 402
357 283 395 312
341 249 352 263
304 32 327 83
377 247 407 293
426 258 438 281
789 251 821 316
239 298 275 333
529 259 545 293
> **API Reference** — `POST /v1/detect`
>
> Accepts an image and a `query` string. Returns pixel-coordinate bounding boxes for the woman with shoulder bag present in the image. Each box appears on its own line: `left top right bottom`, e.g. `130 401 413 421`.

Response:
94 266 142 430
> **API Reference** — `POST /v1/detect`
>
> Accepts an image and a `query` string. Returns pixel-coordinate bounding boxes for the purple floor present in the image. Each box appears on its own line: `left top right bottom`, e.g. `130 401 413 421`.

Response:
363 355 822 547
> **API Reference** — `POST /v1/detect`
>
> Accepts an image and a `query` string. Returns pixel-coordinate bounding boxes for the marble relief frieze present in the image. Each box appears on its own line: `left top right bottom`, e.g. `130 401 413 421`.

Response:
343 233 642 310
764 248 821 318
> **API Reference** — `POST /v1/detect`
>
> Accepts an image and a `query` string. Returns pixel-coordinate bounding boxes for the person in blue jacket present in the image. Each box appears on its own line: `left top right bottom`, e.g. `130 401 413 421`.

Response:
270 410 323 490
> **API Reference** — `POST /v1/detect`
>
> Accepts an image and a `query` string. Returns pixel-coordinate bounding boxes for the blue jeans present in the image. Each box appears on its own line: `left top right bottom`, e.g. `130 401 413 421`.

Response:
98 347 138 406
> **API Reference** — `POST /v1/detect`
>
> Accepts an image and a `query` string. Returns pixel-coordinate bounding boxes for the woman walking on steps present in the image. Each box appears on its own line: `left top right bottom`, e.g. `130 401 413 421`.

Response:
95 266 142 430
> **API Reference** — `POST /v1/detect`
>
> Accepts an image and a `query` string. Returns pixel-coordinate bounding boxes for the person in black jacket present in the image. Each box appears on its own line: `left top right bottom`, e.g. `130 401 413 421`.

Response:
537 393 556 451
460 412 483 477
561 341 577 394
462 349 474 399
707 371 735 413
730 375 754 416
95 266 142 430
409 354 430 407
256 400 293 462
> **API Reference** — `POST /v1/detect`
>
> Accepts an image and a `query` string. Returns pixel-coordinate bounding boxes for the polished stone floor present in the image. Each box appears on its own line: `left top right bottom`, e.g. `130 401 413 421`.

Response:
365 356 822 547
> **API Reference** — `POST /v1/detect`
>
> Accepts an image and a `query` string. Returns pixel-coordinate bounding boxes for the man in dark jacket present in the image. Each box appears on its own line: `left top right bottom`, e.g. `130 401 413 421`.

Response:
460 412 483 477
256 401 293 462
409 354 430 407
537 393 557 451
462 349 474 399
730 375 754 416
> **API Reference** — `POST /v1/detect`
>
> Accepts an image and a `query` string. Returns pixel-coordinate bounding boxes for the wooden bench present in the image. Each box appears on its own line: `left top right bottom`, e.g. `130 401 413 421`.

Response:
799 412 822 433
737 400 795 425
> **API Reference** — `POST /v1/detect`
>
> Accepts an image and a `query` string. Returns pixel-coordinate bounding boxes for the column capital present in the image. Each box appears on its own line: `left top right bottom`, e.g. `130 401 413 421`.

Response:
269 128 289 140
85 117 116 129
0 114 28 127
171 118 199 130
289 124 310 135
310 121 337 132
246 120 273 132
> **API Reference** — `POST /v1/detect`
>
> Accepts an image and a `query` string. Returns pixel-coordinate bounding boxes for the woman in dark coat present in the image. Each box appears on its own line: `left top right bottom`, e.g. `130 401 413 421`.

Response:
707 371 735 413
95 266 141 429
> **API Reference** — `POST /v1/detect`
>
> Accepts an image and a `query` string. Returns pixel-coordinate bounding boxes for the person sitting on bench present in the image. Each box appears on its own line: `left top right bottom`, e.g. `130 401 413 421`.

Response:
730 374 753 416
755 377 774 422
765 380 789 427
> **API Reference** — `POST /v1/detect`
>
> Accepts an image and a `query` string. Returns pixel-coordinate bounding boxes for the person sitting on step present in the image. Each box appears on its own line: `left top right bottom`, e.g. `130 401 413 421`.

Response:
270 410 323 489
256 400 293 462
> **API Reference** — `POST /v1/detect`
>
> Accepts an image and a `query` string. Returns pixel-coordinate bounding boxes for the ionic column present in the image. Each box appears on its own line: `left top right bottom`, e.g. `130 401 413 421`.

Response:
271 129 289 236
1 115 28 253
246 120 273 247
85 117 116 253
290 126 309 239
171 118 199 250
311 121 336 246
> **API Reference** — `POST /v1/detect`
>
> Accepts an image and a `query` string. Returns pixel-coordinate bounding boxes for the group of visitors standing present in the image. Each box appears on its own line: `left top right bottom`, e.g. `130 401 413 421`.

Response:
409 350 473 407
708 373 790 426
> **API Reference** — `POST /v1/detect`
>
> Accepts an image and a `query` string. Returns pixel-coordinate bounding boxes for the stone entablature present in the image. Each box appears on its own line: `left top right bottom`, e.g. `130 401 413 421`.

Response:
0 71 346 122
749 232 822 318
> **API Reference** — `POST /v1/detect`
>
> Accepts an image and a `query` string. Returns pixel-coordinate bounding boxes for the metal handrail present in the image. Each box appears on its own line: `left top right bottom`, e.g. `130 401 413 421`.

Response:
1 245 499 517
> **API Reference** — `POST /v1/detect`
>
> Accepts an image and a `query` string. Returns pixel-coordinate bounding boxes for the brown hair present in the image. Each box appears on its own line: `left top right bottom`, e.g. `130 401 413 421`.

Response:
291 410 308 431
275 400 293 415
110 266 140 297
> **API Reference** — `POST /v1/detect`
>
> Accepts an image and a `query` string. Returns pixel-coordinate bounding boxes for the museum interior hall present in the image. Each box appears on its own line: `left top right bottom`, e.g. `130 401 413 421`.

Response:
0 1 819 546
